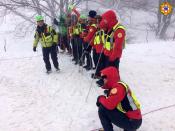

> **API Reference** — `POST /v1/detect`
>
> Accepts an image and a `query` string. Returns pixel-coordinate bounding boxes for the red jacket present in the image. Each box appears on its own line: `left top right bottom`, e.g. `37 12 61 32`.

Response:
100 10 125 61
83 25 97 47
95 42 103 53
98 67 142 120
108 28 125 61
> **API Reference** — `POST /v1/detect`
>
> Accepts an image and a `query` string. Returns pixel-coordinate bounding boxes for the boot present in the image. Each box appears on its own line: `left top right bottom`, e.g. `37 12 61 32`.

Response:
46 69 52 74
75 61 79 65
56 67 60 72
72 58 76 61
79 61 83 66
83 65 88 68
85 66 92 71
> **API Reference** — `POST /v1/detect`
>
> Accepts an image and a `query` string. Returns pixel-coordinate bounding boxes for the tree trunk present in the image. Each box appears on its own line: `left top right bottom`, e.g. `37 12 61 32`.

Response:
156 0 162 36
159 13 172 39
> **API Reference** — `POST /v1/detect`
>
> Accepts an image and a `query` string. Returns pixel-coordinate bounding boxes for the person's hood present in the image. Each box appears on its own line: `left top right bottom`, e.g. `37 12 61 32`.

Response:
99 20 108 31
101 66 120 88
101 10 118 31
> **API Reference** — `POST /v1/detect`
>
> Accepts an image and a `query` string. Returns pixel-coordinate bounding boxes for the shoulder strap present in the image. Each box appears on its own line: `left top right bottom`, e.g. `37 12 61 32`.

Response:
109 23 125 48
117 81 129 92
91 24 97 28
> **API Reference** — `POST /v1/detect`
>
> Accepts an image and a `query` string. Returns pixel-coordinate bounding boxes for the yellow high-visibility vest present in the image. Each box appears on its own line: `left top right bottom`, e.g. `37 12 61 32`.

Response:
91 24 97 28
73 24 80 35
33 26 58 48
94 30 105 45
104 23 126 51
116 81 141 113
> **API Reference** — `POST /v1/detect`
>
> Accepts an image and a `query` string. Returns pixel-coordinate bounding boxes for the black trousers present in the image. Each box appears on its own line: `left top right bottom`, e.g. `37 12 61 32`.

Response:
82 42 92 68
95 53 105 76
72 36 79 62
42 45 59 71
78 38 83 63
93 48 98 68
61 35 72 53
98 106 142 131
104 55 120 69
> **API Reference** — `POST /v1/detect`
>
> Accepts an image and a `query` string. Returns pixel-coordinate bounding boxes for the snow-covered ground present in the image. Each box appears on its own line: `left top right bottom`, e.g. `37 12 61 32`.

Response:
1 36 175 131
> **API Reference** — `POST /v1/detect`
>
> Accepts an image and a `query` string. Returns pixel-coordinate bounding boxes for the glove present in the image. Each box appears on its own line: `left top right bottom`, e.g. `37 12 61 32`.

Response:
53 18 59 26
96 78 104 87
104 89 110 97
96 95 105 107
96 75 107 87
33 47 36 52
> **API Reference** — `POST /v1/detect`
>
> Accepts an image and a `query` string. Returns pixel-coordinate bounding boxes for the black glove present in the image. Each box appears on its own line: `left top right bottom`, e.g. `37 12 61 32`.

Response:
104 89 110 97
96 78 104 87
96 75 107 87
96 96 102 107
53 18 59 26
33 47 36 52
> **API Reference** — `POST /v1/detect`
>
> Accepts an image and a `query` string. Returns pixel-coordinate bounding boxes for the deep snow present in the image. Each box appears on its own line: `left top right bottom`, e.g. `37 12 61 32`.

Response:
0 38 175 131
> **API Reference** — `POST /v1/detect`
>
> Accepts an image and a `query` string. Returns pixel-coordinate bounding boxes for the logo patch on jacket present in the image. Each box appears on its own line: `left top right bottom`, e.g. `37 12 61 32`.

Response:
117 33 122 38
90 28 93 32
110 88 117 95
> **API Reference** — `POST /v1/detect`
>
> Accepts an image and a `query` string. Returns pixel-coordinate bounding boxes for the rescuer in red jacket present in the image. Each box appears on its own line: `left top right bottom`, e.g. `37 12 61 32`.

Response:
96 66 142 131
91 15 105 79
100 10 126 69
83 10 98 70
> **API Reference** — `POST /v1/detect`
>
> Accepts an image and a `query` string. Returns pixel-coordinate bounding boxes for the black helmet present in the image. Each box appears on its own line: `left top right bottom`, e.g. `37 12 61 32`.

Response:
88 10 97 18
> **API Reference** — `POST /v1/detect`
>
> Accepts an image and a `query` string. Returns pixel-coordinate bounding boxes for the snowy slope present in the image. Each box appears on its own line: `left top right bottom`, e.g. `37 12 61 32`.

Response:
0 37 175 131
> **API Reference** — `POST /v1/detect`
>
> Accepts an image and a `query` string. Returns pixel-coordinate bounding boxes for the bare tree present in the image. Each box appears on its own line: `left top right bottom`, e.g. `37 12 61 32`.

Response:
0 0 71 24
0 0 75 36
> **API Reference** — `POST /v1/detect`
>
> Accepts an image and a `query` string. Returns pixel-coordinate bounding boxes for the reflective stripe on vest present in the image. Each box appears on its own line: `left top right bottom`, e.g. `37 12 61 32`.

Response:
116 81 141 113
91 24 97 28
94 30 105 45
78 23 82 33
104 23 126 51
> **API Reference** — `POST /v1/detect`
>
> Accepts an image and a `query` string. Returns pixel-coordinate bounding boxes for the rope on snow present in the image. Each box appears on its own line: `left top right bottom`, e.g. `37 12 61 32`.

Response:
143 104 175 116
